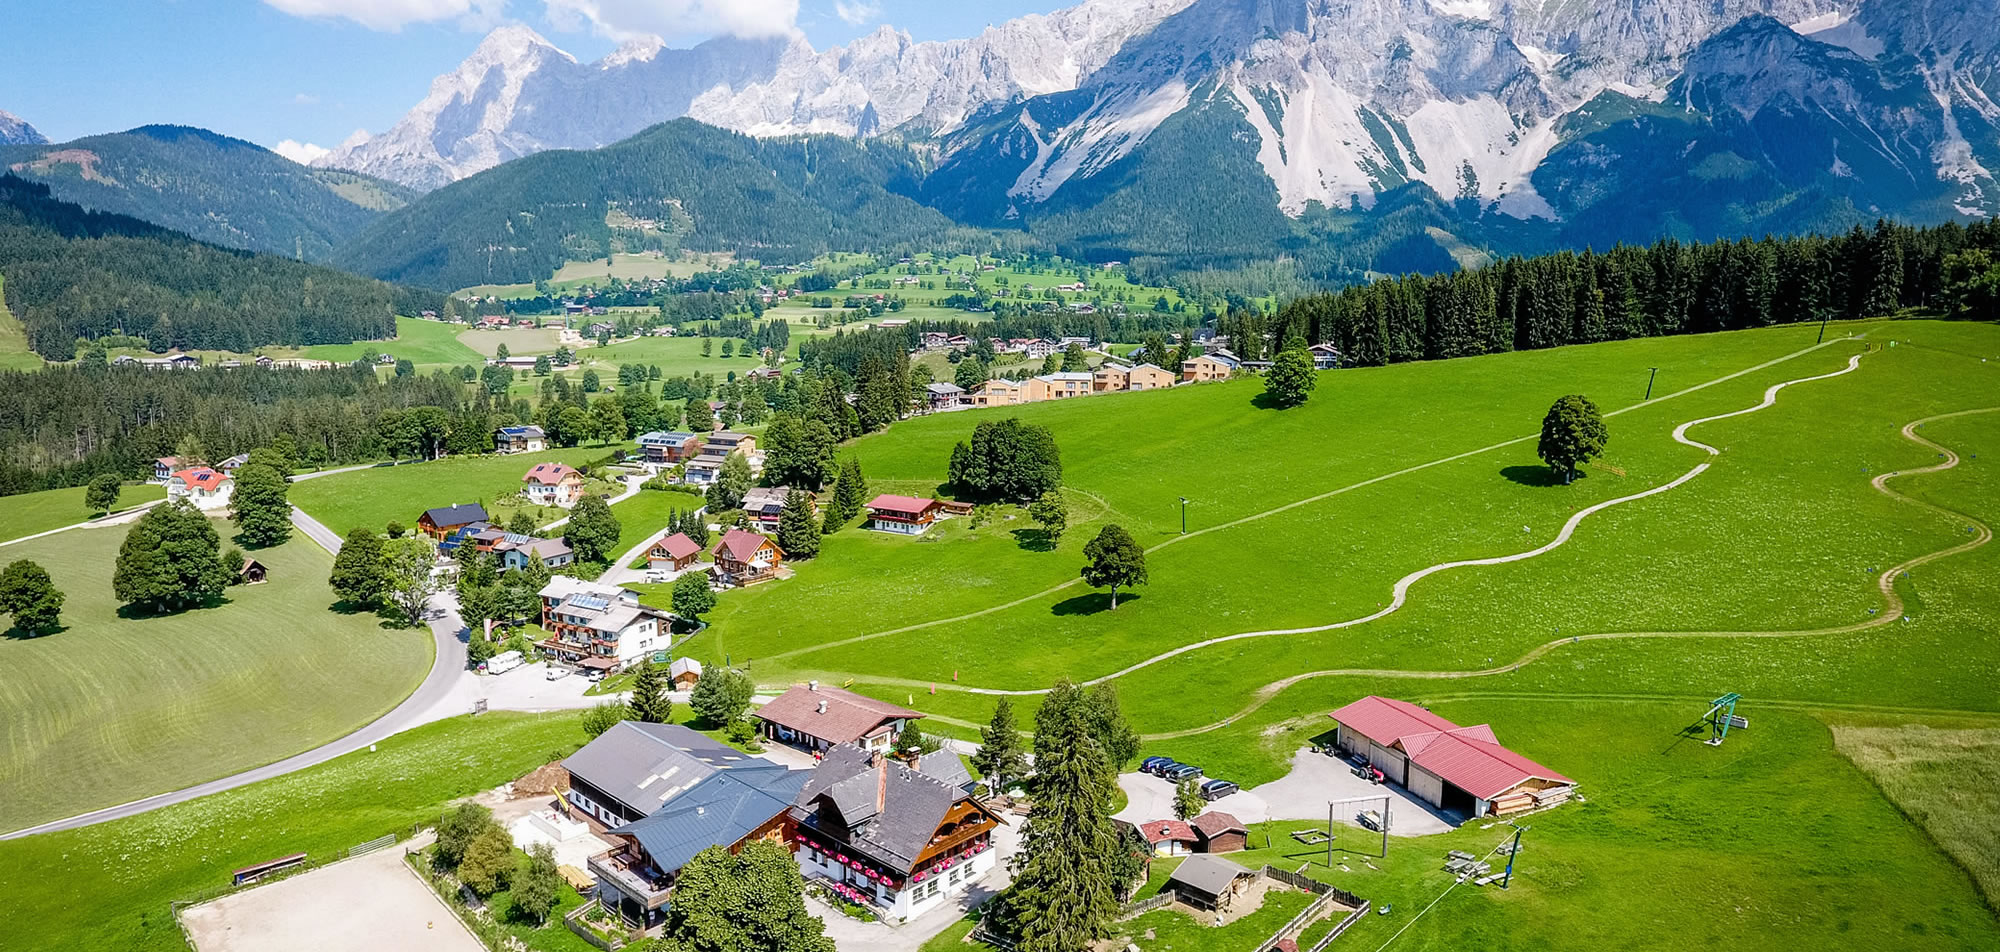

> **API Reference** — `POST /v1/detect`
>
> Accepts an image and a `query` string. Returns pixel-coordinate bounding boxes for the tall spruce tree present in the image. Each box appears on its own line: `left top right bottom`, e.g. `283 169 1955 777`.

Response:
971 697 1029 796
627 661 673 723
776 489 820 559
998 681 1121 950
821 457 869 532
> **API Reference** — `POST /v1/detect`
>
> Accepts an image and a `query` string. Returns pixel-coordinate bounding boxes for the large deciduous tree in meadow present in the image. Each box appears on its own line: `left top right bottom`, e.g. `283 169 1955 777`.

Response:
947 418 1062 503
113 501 231 613
1538 394 1608 484
84 473 121 514
328 527 387 608
1262 344 1317 408
229 463 292 547
0 559 64 635
1080 524 1147 609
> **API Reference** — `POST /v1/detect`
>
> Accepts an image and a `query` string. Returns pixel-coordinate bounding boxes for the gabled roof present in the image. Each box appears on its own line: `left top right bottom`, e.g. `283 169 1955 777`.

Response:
497 425 544 438
652 532 701 560
926 382 964 394
1139 819 1198 845
155 456 180 467
789 744 977 873
669 657 704 679
562 722 762 817
171 467 230 490
1168 853 1254 896
755 684 922 746
1190 812 1246 838
612 767 807 877
713 528 778 565
523 462 581 486
422 503 488 527
866 494 938 517
915 750 973 790
1329 696 1572 799
638 431 698 446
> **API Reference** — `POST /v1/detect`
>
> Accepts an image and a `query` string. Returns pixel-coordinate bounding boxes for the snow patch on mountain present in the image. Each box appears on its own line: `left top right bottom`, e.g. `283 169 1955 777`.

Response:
1010 79 1192 202
0 109 47 146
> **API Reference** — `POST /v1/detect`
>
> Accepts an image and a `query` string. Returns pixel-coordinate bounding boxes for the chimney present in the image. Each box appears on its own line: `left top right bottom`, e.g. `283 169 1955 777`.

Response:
817 700 828 715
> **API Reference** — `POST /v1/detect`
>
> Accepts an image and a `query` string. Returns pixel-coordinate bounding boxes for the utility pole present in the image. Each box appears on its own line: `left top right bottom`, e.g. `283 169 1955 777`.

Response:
1817 314 1831 344
1644 367 1659 400
1178 496 1189 535
1501 826 1525 889
1327 801 1334 869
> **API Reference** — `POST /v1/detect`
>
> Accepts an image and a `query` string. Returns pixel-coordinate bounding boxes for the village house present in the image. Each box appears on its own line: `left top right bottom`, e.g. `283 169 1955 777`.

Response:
488 356 540 371
115 354 201 370
703 431 757 457
1023 339 1061 360
788 744 1003 921
754 682 925 753
646 532 703 572
477 315 509 329
418 503 489 540
711 528 784 586
1024 372 1092 401
1309 343 1342 370
636 431 702 467
1330 696 1574 818
682 453 727 486
495 425 546 454
1093 363 1132 392
864 495 941 535
740 486 803 532
561 719 772 826
1138 819 1199 857
521 462 585 508
495 536 575 571
215 453 251 475
1181 353 1238 383
537 576 674 674
969 378 1026 407
924 381 965 410
153 456 180 482
167 467 234 511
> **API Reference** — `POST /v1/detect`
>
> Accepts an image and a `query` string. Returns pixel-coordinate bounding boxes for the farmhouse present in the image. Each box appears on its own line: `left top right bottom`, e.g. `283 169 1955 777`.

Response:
754 681 924 753
788 744 1004 921
711 528 784 586
495 425 546 453
167 467 233 511
1329 696 1574 818
637 431 701 466
537 576 673 672
153 456 180 482
594 763 808 930
864 495 941 535
419 503 490 540
521 463 585 508
646 532 702 572
1309 343 1342 369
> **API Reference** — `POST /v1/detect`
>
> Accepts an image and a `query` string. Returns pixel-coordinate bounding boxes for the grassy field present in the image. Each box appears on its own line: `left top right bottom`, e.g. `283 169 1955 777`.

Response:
0 481 165 544
1832 722 2000 913
0 711 584 952
297 315 486 365
0 276 44 371
290 446 627 537
457 325 564 358
0 528 432 832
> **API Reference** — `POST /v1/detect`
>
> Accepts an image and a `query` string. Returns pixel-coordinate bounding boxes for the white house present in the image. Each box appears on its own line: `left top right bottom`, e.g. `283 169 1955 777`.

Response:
535 576 674 673
167 467 234 511
522 463 585 508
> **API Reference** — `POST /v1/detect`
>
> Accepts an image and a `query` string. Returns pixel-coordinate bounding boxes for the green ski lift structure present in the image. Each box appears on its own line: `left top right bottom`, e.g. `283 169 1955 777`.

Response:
1701 693 1747 746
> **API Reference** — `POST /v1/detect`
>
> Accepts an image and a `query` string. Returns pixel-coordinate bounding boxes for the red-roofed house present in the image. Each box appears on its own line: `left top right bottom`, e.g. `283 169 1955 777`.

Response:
1190 812 1248 853
167 467 234 511
1137 819 1199 857
711 529 784 587
647 532 703 572
864 495 941 536
752 681 924 753
1329 696 1573 818
153 456 180 483
521 463 585 508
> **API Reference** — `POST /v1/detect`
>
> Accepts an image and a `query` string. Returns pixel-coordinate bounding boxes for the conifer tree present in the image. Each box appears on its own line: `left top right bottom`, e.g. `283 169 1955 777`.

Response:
627 661 673 723
776 489 820 559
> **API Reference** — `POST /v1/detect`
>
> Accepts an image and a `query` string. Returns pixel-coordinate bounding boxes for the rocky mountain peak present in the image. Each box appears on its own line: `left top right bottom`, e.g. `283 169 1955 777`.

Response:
0 109 48 146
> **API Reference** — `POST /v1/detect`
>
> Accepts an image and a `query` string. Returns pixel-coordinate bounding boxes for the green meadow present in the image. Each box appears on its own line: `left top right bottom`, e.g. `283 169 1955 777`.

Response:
290 445 626 537
297 314 486 365
0 529 431 832
0 481 164 544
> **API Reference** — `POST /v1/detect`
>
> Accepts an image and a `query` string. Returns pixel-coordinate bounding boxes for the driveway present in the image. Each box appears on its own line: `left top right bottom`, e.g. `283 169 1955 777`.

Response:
542 472 646 533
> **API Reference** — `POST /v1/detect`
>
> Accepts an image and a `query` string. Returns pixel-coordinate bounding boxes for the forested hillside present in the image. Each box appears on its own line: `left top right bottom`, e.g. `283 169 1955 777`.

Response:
334 119 971 291
0 175 442 359
0 125 413 261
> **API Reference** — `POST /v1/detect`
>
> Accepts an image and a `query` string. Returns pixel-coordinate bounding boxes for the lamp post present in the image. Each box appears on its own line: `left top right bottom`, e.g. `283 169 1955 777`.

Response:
1644 367 1659 401
1178 496 1189 535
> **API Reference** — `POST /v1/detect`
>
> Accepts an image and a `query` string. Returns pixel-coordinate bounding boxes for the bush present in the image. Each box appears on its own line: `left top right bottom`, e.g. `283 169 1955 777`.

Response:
581 701 624 738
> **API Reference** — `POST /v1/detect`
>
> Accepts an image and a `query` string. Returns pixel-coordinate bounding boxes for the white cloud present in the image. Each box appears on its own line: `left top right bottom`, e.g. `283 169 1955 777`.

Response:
833 1 880 26
292 93 321 105
542 0 799 43
260 0 503 32
272 140 331 164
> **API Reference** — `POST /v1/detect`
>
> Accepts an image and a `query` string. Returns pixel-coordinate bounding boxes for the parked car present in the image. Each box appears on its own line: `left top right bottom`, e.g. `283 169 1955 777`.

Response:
1146 759 1183 777
1162 763 1204 782
1140 756 1174 774
1199 779 1239 801
545 665 570 680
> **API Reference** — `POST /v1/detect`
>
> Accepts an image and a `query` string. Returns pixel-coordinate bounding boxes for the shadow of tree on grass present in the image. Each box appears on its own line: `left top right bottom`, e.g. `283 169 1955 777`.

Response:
1051 591 1142 616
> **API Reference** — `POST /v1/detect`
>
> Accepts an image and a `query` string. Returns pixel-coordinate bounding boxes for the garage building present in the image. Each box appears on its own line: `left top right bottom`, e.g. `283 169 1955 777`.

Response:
1329 696 1574 818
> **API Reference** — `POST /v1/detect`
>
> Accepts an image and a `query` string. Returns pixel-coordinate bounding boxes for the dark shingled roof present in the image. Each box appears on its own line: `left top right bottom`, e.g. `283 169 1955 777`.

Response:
562 722 758 817
421 503 488 527
788 744 974 874
610 766 807 876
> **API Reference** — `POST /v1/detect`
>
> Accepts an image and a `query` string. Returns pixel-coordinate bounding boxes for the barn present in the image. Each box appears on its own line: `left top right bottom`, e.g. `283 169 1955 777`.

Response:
1329 696 1574 819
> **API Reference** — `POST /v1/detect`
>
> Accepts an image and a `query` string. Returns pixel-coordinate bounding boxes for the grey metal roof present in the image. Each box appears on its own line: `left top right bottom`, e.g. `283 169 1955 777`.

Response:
610 767 808 876
422 503 488 526
916 750 973 791
1168 854 1254 897
638 431 698 446
562 722 758 817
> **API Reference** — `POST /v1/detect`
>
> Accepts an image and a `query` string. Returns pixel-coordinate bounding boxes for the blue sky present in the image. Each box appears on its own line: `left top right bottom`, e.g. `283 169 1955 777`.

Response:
2 0 1061 157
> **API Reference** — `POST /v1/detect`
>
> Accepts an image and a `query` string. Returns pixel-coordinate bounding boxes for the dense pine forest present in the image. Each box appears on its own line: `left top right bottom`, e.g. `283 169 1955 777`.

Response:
0 175 442 359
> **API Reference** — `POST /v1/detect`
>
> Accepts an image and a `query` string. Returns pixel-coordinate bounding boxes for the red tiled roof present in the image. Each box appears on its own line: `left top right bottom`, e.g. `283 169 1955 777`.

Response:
1139 820 1197 844
1329 696 1571 800
1190 812 1246 837
522 463 580 486
652 532 700 560
866 494 939 517
172 467 229 491
713 528 779 564
156 456 180 467
754 684 923 745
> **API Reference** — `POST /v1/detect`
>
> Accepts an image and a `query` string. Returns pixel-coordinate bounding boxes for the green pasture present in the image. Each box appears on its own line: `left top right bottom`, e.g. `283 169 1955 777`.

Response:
297 315 486 365
458 325 564 357
0 711 583 951
0 529 431 833
0 481 165 544
0 276 43 371
290 446 624 537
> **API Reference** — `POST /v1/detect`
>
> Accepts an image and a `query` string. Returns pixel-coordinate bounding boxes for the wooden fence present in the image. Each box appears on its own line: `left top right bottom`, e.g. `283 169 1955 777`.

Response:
1253 865 1371 951
1117 892 1176 919
1307 902 1372 952
564 897 628 951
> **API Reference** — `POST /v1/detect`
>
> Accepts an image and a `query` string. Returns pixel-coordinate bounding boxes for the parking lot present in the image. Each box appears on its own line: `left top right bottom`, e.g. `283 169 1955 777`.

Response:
1114 746 1458 836
180 836 482 952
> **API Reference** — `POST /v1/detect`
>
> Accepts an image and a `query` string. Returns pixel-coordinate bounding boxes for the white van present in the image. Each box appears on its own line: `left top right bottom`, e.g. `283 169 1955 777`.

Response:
486 650 524 675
